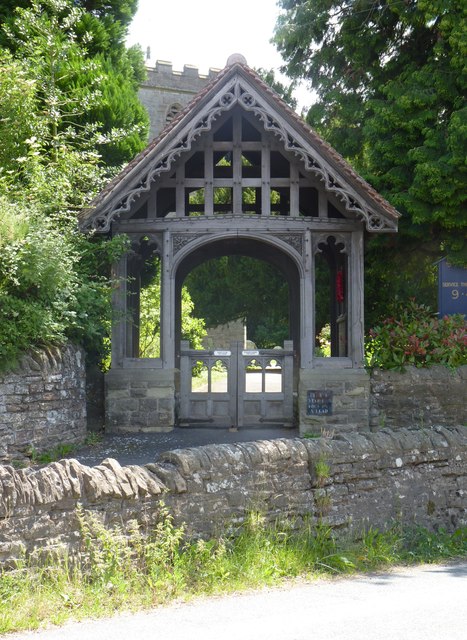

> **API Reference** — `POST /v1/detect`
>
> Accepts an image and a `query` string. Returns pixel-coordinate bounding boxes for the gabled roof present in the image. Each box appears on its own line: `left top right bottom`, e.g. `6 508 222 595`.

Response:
79 58 400 233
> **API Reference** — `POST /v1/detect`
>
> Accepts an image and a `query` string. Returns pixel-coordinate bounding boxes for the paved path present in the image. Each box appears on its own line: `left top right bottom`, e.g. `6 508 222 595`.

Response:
72 426 298 467
9 562 467 640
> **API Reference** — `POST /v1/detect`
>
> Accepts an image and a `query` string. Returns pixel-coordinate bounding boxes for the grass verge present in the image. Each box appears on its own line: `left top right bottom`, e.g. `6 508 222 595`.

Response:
0 506 466 633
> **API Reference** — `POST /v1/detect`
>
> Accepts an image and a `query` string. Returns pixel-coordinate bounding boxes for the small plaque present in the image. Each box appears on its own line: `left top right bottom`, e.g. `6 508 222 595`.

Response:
307 390 333 416
213 350 231 357
242 350 260 356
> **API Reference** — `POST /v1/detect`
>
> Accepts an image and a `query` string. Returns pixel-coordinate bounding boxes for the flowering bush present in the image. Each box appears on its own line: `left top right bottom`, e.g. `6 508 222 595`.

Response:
366 300 466 370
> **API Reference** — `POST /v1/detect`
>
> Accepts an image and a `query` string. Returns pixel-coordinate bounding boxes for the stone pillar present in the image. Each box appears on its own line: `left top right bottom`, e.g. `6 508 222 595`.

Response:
298 368 370 435
105 368 178 433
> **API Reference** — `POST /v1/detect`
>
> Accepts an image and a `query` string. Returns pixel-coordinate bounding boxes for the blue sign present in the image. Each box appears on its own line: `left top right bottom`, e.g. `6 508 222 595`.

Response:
438 259 467 318
307 390 333 416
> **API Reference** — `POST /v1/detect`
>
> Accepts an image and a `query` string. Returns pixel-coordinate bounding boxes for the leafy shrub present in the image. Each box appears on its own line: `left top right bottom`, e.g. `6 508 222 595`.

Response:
366 299 466 370
315 323 331 357
66 231 130 368
0 198 128 371
0 200 78 369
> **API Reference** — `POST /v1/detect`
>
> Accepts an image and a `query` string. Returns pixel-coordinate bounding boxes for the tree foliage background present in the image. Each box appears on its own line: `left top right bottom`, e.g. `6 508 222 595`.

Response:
0 0 147 370
274 0 467 325
0 0 148 165
185 257 290 349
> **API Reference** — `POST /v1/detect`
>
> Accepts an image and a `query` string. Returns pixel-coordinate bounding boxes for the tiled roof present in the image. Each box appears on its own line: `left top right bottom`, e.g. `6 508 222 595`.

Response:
79 61 400 228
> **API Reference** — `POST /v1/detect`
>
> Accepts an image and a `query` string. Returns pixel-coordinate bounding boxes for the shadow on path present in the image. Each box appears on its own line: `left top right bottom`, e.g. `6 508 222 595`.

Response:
73 426 299 467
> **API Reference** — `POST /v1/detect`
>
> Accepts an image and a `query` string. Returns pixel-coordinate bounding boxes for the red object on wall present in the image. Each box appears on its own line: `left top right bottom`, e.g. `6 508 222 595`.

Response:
336 269 344 303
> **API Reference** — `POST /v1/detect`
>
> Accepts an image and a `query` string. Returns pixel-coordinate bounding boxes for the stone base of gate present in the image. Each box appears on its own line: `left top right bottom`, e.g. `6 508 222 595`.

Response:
298 368 370 436
105 368 178 433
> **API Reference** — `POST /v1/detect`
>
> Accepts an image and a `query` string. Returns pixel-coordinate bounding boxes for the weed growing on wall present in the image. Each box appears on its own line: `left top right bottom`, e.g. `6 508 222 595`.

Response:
26 444 77 465
312 455 332 519
0 506 465 634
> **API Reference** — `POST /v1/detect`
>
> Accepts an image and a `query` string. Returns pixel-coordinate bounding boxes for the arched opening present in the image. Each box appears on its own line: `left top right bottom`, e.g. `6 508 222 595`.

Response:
176 237 299 428
166 103 183 124
314 236 348 358
185 255 289 349
174 237 301 367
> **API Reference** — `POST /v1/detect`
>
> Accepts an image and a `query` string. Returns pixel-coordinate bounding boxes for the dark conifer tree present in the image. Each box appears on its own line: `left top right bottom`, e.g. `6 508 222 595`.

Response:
274 0 467 323
1 0 148 166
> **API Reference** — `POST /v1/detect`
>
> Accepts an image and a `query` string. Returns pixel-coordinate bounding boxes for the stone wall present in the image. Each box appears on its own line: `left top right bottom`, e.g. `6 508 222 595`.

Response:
298 366 466 436
0 426 465 566
299 368 370 435
105 368 178 432
0 345 86 463
370 366 467 431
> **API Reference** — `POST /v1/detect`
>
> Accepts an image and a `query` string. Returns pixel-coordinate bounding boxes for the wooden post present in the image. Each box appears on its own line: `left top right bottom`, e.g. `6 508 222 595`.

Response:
301 230 314 368
261 136 271 216
161 230 175 368
349 230 365 366
204 137 214 215
111 252 127 367
232 111 242 212
290 164 299 216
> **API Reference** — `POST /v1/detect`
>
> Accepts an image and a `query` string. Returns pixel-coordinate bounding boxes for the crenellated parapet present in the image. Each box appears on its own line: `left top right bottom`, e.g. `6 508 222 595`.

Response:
140 60 220 140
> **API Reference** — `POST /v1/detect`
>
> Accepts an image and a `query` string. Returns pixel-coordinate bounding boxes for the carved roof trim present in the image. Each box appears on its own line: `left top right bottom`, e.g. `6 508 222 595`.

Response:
79 63 400 234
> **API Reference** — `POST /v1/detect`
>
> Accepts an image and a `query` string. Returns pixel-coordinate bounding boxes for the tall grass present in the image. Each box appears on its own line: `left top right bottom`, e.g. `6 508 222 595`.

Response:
0 504 465 634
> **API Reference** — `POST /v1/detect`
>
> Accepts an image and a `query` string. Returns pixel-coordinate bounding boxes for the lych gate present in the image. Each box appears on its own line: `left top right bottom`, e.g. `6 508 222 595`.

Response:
179 340 294 429
79 55 399 435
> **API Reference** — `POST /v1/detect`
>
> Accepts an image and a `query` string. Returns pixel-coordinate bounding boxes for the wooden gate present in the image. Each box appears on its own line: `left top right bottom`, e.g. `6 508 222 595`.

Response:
179 341 294 428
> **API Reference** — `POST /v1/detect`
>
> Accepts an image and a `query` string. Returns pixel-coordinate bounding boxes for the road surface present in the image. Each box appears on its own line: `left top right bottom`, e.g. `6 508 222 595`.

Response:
9 562 467 640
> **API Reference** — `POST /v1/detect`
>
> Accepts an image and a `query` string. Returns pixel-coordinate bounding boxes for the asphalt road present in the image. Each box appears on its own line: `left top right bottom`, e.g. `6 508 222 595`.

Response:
8 562 467 640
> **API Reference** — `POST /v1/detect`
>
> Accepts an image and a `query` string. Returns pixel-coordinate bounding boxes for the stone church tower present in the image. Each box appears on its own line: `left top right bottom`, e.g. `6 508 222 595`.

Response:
139 60 220 140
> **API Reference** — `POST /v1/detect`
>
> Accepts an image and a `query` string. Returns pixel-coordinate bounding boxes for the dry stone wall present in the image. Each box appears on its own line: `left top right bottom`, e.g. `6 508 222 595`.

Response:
0 426 465 567
0 345 86 462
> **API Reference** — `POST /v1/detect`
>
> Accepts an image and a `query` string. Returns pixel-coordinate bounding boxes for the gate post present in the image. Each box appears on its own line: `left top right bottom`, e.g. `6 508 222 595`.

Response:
301 230 314 368
161 230 175 368
231 341 240 428
283 340 294 420
179 340 191 423
349 230 365 367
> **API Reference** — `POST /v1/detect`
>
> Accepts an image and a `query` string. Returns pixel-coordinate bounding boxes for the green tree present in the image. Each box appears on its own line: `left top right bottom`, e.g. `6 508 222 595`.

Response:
2 0 148 166
256 67 297 110
0 1 138 369
0 189 129 371
0 51 37 176
274 0 467 323
2 1 108 211
185 256 289 348
0 198 78 369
